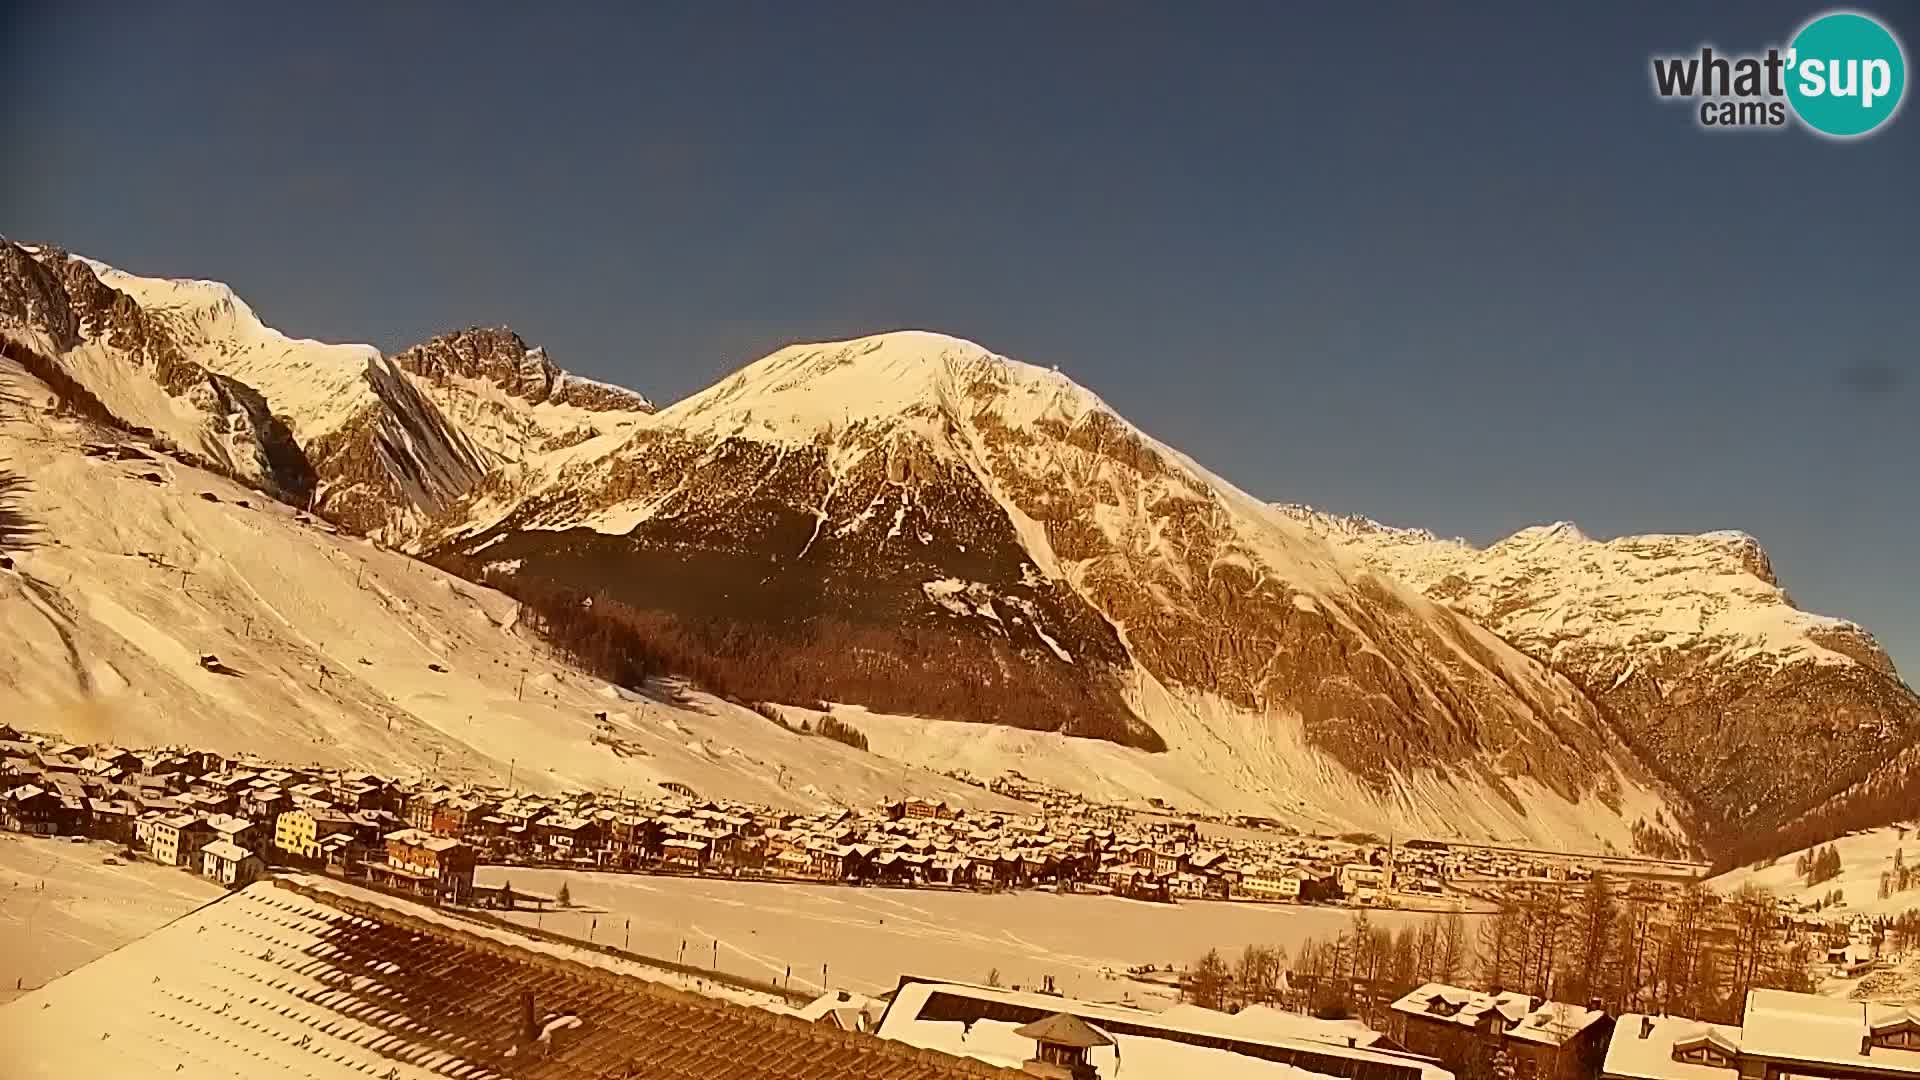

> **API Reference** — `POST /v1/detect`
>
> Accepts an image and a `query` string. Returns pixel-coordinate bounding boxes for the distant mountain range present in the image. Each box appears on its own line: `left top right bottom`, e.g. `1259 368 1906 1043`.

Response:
4 236 1914 858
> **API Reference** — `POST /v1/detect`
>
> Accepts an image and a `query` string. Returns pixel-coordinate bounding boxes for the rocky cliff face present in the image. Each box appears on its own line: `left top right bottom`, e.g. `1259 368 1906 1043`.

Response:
1277 505 1920 845
392 327 652 462
433 332 1672 840
0 240 316 501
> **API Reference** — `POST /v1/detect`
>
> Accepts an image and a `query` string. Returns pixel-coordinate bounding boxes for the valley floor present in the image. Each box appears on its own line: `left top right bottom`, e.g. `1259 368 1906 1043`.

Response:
470 865 1466 1004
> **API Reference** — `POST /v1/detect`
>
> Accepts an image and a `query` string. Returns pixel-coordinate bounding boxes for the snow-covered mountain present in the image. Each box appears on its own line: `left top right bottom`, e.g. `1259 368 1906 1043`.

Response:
1276 505 1920 847
0 240 646 541
0 350 1017 813
431 332 1680 847
0 242 316 502
12 242 1913 855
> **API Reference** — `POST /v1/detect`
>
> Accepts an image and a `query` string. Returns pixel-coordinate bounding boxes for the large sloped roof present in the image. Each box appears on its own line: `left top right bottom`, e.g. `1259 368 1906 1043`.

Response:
0 877 1017 1080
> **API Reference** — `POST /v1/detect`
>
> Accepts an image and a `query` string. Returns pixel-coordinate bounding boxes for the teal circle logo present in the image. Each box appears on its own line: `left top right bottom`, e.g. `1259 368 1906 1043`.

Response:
1786 11 1907 137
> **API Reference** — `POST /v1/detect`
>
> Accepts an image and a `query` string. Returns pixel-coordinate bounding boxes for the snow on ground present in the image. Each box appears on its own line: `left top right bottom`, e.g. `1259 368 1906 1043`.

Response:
287 874 791 1011
1710 822 1920 918
471 866 1463 1005
0 360 1024 814
0 834 223 1004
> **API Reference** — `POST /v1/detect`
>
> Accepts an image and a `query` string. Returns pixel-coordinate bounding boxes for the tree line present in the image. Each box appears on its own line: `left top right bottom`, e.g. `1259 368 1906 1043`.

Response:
1472 877 1812 1024
1184 877 1815 1030
1184 910 1471 1023
438 559 1145 745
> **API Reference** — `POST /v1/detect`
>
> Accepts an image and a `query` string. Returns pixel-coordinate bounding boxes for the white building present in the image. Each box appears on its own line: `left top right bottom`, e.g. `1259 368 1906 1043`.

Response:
201 839 264 888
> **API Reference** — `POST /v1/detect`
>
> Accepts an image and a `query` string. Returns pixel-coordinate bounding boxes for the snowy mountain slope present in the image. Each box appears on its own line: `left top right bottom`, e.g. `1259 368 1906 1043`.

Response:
1277 504 1920 843
76 253 493 537
4 244 652 543
1709 821 1920 916
432 332 1681 847
0 240 314 500
0 354 1019 814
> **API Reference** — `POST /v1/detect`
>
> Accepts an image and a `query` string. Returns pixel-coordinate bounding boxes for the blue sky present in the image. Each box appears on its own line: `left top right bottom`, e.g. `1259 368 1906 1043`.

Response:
4 3 1916 673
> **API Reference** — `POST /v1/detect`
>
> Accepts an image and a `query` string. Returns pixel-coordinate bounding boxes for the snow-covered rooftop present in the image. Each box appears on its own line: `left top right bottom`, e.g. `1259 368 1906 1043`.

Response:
0 878 1019 1080
878 979 1451 1080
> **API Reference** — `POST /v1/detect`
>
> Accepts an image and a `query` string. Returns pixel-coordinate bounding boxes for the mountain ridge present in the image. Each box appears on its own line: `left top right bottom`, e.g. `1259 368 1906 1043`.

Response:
1276 502 1920 848
430 331 1679 847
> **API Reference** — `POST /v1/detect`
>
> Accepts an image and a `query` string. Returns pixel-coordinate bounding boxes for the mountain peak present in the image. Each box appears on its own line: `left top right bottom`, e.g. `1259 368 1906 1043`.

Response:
392 326 652 416
664 330 1102 448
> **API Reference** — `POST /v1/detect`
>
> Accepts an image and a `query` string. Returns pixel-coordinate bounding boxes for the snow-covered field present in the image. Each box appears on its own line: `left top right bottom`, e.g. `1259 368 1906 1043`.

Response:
1710 822 1920 918
0 834 223 1003
472 866 1460 1004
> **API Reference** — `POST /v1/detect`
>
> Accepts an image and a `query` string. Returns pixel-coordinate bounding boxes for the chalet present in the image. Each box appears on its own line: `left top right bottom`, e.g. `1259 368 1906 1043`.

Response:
317 831 363 873
331 778 388 812
808 842 855 880
1828 941 1877 977
240 786 290 822
207 813 269 860
539 815 601 860
3 785 67 834
1606 992 1920 1080
0 756 41 788
179 789 239 817
661 837 709 870
404 790 449 830
150 813 217 868
1170 872 1209 900
136 752 190 778
374 829 477 903
200 839 265 888
84 798 137 845
431 796 492 837
1392 983 1607 1080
